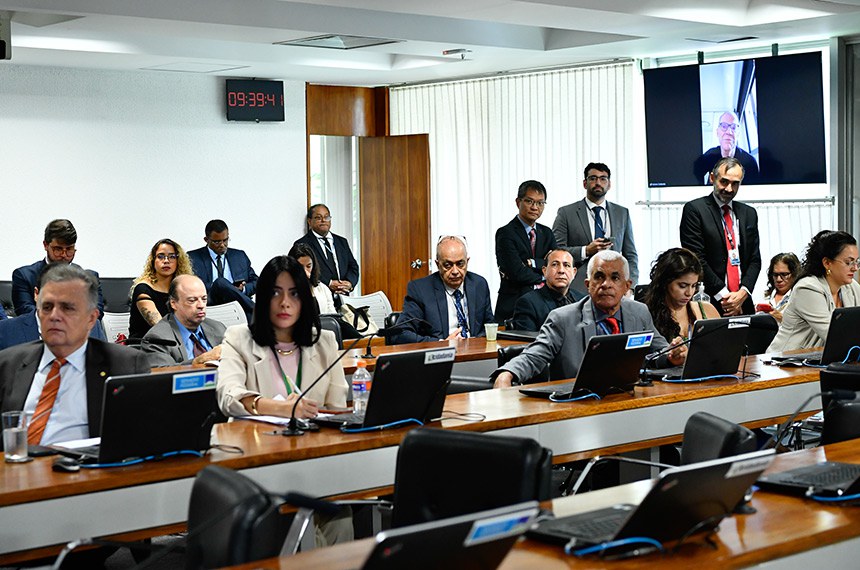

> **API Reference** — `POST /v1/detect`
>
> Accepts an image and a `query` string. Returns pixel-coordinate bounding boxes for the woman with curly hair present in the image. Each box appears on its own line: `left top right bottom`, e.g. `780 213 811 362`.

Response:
757 252 801 323
644 247 719 341
128 238 193 339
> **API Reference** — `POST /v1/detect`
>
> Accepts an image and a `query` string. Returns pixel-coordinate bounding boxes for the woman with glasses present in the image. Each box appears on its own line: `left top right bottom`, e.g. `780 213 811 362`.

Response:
129 238 192 339
768 231 860 352
757 252 801 323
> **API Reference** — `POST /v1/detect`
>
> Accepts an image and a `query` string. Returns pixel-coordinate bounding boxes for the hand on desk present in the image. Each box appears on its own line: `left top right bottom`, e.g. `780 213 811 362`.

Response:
493 371 515 389
192 345 222 365
445 328 463 341
245 394 320 419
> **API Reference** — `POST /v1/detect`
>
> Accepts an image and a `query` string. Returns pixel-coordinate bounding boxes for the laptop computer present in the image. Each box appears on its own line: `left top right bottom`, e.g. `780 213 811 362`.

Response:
314 347 455 429
359 502 539 570
518 331 654 400
641 317 750 381
52 370 223 464
528 450 773 548
771 307 860 366
756 461 860 497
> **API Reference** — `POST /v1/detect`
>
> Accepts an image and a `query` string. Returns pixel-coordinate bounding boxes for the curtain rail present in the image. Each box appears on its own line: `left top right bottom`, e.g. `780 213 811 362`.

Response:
636 197 835 207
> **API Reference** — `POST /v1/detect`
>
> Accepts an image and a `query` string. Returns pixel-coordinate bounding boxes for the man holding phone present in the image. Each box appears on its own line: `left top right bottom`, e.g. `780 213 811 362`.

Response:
552 162 639 295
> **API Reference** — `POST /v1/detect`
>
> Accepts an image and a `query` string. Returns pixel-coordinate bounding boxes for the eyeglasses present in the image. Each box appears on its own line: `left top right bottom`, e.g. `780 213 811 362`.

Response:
49 245 76 256
718 122 738 132
311 215 332 222
772 272 792 280
586 175 609 183
520 197 547 208
834 257 859 269
208 237 229 246
156 254 179 262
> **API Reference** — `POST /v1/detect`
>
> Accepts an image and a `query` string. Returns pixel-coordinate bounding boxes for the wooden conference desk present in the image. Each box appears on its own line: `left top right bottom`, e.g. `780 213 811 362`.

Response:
0 354 822 561
237 439 860 570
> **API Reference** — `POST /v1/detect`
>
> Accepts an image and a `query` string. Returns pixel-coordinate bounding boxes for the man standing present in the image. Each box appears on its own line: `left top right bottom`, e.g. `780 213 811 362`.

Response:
494 180 557 323
293 204 360 308
680 157 761 316
0 264 148 445
693 111 760 184
393 236 494 343
12 219 105 317
552 163 639 296
187 219 257 318
510 249 583 331
493 251 684 388
142 275 226 367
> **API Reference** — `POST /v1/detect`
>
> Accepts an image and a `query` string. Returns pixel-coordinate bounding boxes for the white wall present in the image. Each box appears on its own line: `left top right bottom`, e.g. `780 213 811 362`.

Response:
0 65 308 280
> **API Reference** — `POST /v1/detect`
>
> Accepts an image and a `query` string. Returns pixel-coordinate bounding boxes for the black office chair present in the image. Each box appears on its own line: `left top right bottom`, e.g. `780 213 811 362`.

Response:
100 277 134 313
818 364 860 445
744 313 779 355
633 283 649 303
496 344 549 384
0 279 14 317
819 363 860 411
319 314 344 349
384 311 401 345
186 465 287 570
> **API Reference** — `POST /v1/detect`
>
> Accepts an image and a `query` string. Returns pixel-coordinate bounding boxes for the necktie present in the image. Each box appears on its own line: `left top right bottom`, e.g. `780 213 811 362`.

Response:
216 255 225 279
28 358 67 445
722 205 740 291
190 332 207 357
528 228 536 258
323 237 341 279
604 316 620 335
593 206 605 239
453 290 469 338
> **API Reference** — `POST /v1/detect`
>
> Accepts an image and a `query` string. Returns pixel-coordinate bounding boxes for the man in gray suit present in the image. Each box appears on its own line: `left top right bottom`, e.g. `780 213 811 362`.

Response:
492 251 686 388
552 162 639 295
143 275 226 367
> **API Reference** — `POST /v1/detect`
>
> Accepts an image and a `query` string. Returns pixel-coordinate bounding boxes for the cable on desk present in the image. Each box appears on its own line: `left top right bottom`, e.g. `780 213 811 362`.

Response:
566 537 664 558
658 374 740 383
841 346 860 364
79 449 203 469
207 444 244 455
340 418 423 433
549 391 600 403
432 410 486 422
809 492 860 503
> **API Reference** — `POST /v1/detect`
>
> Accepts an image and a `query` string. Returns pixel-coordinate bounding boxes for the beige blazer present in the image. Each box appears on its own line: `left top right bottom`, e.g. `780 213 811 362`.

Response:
217 325 348 417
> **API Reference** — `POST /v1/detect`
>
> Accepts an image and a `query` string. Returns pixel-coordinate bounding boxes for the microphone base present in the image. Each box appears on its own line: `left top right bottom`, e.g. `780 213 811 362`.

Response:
360 352 376 359
280 426 306 436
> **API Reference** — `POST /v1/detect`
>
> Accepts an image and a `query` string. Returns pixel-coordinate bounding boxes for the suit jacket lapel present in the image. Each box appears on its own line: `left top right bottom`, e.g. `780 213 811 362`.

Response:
84 342 110 436
510 218 531 253
9 345 41 413
432 275 449 335
575 200 592 241
168 316 189 361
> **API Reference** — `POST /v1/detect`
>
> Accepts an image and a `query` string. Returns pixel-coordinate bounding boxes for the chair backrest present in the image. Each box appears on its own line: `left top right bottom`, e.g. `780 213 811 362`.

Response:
102 311 130 344
100 277 134 313
633 283 649 303
186 465 286 570
384 311 401 345
346 291 392 328
497 344 549 384
319 314 343 349
0 280 15 317
819 363 860 411
744 313 779 355
822 401 860 445
206 300 248 328
391 428 552 528
679 411 756 465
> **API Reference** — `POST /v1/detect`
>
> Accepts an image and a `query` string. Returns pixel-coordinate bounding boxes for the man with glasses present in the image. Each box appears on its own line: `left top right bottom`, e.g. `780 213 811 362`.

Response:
188 219 257 318
680 157 761 316
694 111 760 184
393 236 494 343
552 162 639 296
293 204 360 309
494 180 558 323
11 219 105 318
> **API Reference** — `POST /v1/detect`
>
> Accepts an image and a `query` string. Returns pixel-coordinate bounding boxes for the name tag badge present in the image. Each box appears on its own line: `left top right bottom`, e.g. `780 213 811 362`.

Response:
729 248 741 266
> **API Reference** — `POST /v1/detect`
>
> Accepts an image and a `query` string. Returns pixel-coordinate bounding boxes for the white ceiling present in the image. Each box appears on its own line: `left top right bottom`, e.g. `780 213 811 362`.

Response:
3 0 860 85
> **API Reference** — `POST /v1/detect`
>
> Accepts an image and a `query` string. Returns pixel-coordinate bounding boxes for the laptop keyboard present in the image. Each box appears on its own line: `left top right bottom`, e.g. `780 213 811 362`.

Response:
315 412 366 427
774 462 860 487
521 381 576 395
538 505 631 543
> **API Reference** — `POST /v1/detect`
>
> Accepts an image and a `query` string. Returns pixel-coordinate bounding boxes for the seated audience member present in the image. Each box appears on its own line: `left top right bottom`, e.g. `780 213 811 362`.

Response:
758 252 801 323
494 180 557 322
12 219 105 317
0 264 148 446
643 247 719 341
129 238 192 339
768 231 860 352
492 250 686 388
142 275 225 367
0 305 6 320
187 219 257 319
510 249 583 331
289 243 337 315
393 236 494 343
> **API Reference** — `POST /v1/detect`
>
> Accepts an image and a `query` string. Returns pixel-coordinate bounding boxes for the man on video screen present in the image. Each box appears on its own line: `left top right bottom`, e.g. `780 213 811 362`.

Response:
693 112 759 184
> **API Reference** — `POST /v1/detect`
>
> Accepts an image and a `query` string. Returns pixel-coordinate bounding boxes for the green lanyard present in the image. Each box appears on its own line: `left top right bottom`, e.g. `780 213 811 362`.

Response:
271 347 302 395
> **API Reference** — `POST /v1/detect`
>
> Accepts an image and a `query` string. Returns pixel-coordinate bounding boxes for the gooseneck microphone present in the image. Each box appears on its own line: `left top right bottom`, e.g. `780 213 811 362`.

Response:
360 316 432 359
763 389 857 450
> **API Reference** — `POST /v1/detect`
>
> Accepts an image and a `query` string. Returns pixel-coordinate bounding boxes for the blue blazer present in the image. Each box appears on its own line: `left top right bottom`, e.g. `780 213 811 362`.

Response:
12 260 105 318
187 247 258 298
394 272 494 343
293 231 360 288
0 311 106 352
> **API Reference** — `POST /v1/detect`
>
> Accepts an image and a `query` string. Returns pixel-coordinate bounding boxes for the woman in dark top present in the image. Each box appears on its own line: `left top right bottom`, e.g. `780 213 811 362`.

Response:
128 238 192 338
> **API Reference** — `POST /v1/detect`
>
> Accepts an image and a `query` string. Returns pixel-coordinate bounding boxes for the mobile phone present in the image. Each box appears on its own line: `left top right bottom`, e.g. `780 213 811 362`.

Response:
601 236 615 244
755 303 774 313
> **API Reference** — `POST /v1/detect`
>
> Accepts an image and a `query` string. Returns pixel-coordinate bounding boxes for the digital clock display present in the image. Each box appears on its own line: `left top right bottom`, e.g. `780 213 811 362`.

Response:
225 79 285 122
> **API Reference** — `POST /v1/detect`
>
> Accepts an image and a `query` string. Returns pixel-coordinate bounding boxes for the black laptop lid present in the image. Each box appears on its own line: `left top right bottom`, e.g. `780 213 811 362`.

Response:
362 347 455 428
574 332 654 396
820 307 860 364
679 317 749 379
98 370 222 463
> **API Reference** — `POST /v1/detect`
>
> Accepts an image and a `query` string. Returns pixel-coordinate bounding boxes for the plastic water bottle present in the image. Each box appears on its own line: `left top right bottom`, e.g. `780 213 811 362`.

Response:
352 360 372 414
692 282 710 305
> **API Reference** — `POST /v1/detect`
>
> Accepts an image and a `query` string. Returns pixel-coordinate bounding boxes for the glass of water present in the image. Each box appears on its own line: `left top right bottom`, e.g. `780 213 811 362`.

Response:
2 411 29 463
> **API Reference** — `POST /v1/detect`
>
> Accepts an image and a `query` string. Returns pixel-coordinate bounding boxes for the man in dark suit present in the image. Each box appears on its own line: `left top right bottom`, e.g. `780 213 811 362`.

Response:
293 204 360 309
680 157 761 316
12 219 105 318
187 219 258 318
494 180 558 323
510 249 583 331
394 236 494 343
143 275 226 367
552 163 639 296
0 264 148 445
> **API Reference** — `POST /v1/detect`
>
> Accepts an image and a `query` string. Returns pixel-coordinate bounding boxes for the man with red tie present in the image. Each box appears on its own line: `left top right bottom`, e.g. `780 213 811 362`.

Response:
680 157 762 316
493 250 686 388
0 264 148 446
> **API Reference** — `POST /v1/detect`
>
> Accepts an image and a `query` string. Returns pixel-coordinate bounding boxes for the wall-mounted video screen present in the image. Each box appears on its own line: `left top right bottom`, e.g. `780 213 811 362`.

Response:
644 51 826 187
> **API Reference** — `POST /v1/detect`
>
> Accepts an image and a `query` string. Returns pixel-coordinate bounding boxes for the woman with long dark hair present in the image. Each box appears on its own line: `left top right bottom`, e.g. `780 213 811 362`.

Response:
129 238 192 339
758 252 801 323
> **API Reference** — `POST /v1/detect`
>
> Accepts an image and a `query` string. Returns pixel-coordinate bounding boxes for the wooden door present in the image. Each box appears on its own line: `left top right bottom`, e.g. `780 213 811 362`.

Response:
358 135 430 311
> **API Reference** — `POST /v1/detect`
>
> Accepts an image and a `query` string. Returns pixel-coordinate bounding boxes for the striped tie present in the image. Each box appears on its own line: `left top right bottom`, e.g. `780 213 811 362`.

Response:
28 358 67 445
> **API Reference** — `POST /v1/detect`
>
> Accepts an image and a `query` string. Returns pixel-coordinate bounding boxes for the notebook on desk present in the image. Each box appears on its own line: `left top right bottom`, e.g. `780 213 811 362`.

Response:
313 347 455 430
771 307 860 366
52 370 224 464
528 450 774 548
518 331 654 400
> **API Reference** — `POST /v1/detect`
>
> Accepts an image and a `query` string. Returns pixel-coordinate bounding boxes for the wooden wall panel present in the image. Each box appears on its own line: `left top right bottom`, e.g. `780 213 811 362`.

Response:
306 84 389 137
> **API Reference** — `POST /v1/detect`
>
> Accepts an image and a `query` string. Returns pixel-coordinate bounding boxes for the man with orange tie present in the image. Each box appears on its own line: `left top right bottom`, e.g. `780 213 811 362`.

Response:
680 157 761 316
0 264 148 446
492 250 685 388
